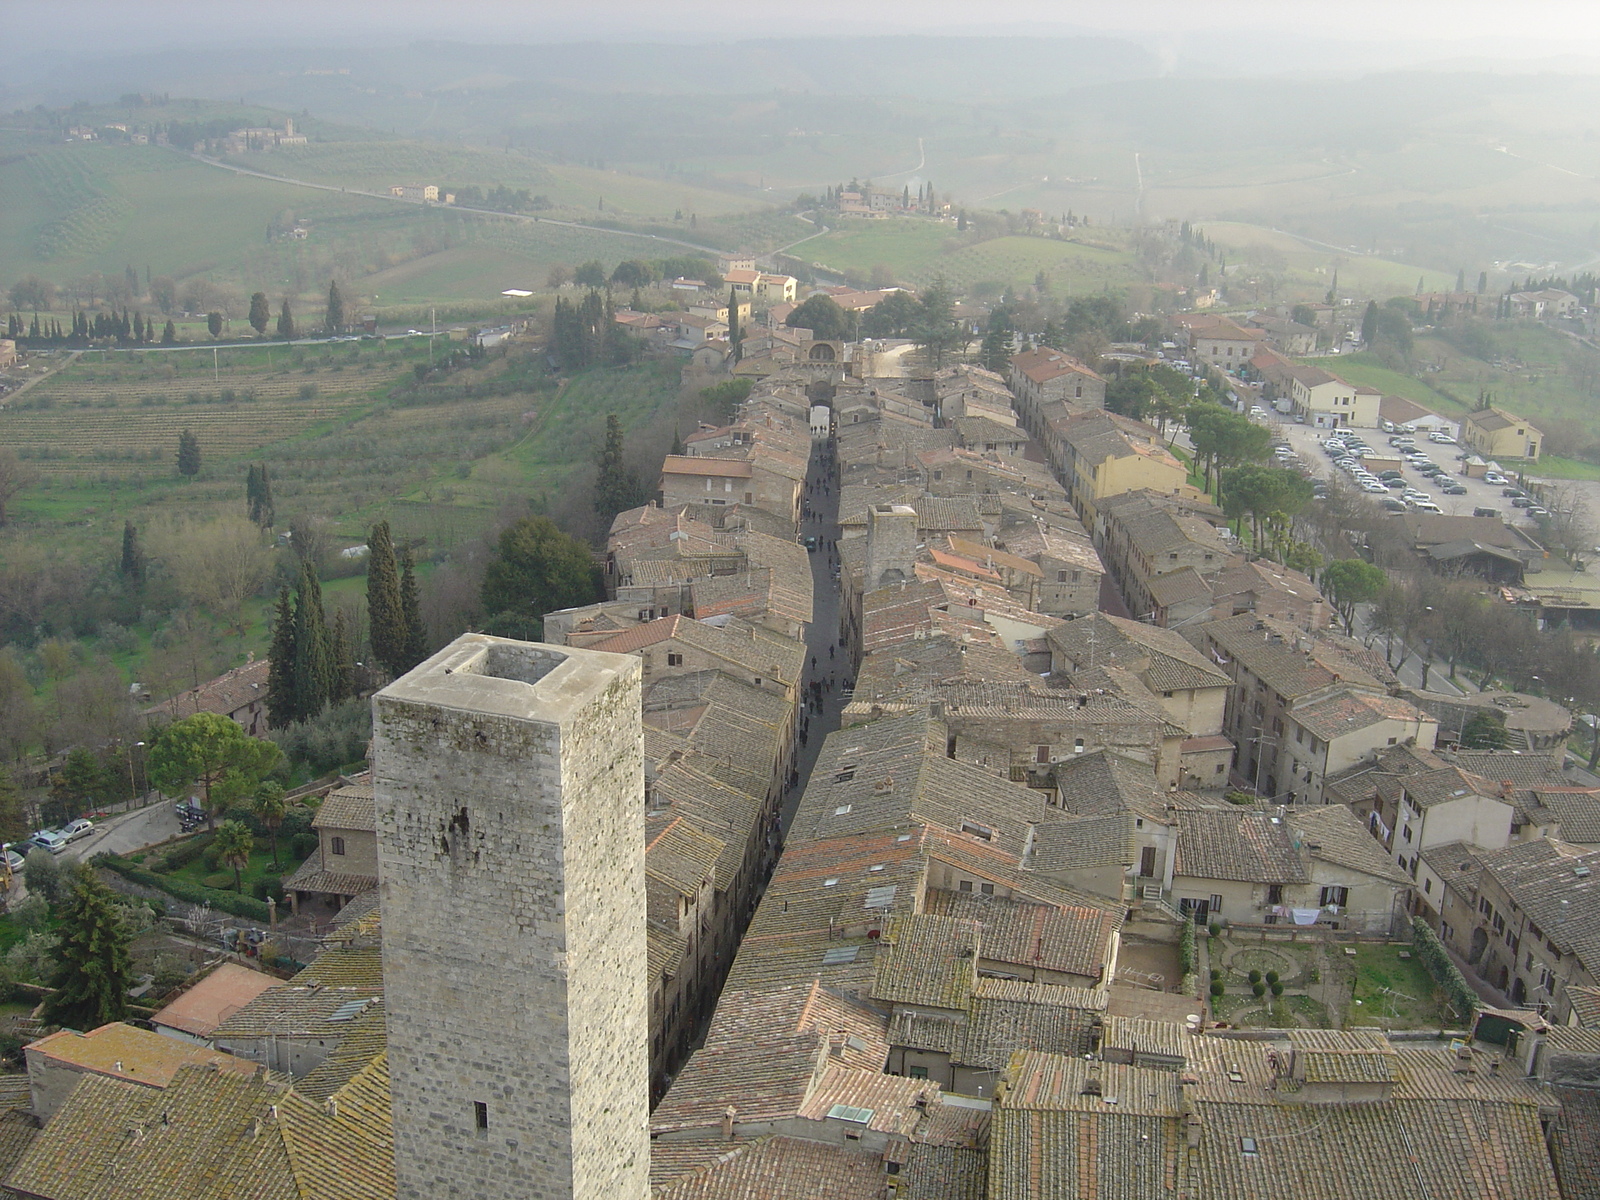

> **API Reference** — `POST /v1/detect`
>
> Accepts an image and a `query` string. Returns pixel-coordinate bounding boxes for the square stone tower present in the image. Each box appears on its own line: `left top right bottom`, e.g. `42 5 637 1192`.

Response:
372 635 648 1200
866 503 919 590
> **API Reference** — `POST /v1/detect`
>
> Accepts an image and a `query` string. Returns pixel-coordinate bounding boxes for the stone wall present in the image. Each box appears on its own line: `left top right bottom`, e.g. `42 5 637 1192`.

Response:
374 636 648 1200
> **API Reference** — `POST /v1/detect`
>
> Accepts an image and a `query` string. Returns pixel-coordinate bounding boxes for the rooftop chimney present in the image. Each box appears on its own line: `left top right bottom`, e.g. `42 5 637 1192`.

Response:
722 1105 737 1140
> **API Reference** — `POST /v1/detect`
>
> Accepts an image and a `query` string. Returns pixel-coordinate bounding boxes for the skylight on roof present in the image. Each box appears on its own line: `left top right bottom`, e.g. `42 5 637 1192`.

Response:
827 1104 875 1124
328 998 371 1022
822 946 859 965
824 878 840 887
835 805 853 815
864 885 898 910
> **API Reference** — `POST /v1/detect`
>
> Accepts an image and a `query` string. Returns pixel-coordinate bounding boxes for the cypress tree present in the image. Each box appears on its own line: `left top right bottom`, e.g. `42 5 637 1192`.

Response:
277 298 295 340
727 286 742 362
176 428 201 477
325 280 344 334
290 561 333 722
119 521 145 584
399 547 429 671
161 319 177 345
367 521 405 677
594 412 644 529
265 586 298 728
248 291 270 336
246 463 273 527
329 607 356 704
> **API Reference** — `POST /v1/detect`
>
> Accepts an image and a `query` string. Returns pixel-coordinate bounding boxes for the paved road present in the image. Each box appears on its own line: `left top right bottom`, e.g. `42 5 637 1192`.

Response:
67 800 183 861
782 439 847 835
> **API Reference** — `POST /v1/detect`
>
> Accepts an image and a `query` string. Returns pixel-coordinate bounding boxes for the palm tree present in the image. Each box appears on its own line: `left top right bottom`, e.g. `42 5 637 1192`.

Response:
251 782 288 868
213 820 254 894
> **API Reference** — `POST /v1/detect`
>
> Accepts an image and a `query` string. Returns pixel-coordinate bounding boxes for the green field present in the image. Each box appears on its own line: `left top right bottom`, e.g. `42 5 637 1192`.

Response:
1301 353 1467 416
805 220 1138 290
1200 222 1458 300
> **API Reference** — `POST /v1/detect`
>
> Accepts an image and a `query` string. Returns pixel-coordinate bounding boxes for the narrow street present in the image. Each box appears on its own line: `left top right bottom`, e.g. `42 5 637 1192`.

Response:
782 434 848 834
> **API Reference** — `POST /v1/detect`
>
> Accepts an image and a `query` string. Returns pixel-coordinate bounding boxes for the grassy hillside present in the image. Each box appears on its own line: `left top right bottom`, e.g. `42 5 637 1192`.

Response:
804 221 1139 290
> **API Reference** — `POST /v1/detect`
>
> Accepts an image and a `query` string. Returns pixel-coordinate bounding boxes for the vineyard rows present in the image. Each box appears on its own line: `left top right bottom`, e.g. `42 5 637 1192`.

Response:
30 370 385 405
2 398 370 474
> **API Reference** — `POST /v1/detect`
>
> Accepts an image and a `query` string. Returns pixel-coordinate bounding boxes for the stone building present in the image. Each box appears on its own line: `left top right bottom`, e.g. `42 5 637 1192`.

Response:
373 636 648 1200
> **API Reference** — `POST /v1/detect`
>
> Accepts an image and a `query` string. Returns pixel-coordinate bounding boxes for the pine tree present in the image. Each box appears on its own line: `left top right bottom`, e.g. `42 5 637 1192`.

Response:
248 291 270 336
329 607 356 704
727 286 742 362
325 280 344 334
399 547 429 671
290 560 332 722
176 428 201 477
366 521 406 677
277 298 295 340
40 866 133 1030
119 521 144 584
161 319 177 345
265 586 298 728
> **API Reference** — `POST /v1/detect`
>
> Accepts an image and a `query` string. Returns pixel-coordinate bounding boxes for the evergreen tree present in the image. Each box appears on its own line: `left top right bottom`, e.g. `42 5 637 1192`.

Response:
277 298 295 339
176 428 201 477
480 517 604 640
594 412 645 529
1361 300 1379 347
119 521 144 584
265 586 298 728
40 866 133 1030
366 521 406 677
727 286 742 362
399 547 429 672
325 280 344 334
248 291 270 336
246 462 274 527
290 560 332 723
161 319 177 345
207 311 223 339
328 607 356 704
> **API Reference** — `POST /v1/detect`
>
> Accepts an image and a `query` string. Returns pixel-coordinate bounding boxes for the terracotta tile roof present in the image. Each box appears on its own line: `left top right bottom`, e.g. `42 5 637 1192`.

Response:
1197 613 1395 699
647 816 725 898
1100 1015 1189 1065
1174 809 1310 884
652 1136 884 1199
871 913 980 1010
1288 805 1409 884
924 889 1120 981
1292 689 1428 742
213 946 383 1040
1009 346 1105 385
151 963 281 1039
1052 750 1175 824
25 1022 258 1089
283 847 378 899
1477 838 1600 974
1027 814 1132 872
661 454 754 479
903 1144 987 1200
959 982 1103 1070
1049 613 1230 693
292 1001 387 1102
1551 1085 1600 1200
143 658 269 723
311 784 374 832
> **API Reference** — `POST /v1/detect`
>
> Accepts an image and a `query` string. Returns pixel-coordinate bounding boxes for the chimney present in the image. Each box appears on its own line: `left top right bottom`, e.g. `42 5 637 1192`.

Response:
1080 1068 1103 1097
1452 1043 1474 1074
722 1105 737 1140
324 1098 338 1119
1500 781 1514 800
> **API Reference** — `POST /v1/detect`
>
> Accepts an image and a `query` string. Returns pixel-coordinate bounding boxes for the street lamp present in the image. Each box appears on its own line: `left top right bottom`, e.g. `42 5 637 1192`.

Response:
126 741 145 808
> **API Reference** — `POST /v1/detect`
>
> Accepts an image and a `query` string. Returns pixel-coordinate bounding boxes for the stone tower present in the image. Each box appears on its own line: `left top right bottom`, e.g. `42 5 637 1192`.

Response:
372 635 648 1200
866 503 919 590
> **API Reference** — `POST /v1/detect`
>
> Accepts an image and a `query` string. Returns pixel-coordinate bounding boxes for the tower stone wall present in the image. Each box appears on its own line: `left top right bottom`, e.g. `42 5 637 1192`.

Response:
373 635 648 1200
866 503 919 590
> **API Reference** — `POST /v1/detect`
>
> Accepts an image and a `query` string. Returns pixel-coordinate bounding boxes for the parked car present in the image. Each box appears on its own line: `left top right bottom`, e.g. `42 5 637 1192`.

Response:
61 818 94 842
1526 506 1550 517
1409 499 1443 514
1428 432 1456 444
1502 487 1526 499
1511 496 1535 508
1380 497 1407 512
26 830 68 855
1 845 24 872
1484 472 1508 485
1378 469 1403 480
1474 507 1501 518
1442 484 1468 495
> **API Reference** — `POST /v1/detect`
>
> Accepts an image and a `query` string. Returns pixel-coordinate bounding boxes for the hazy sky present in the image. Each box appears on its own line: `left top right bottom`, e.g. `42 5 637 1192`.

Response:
7 0 1600 63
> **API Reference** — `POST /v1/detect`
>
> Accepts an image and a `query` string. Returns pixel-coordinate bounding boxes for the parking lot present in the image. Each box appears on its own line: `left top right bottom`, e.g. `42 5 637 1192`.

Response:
1262 417 1549 526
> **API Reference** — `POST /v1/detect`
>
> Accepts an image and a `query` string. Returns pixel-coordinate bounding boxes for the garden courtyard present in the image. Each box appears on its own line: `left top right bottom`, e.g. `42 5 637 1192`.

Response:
1203 929 1463 1031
